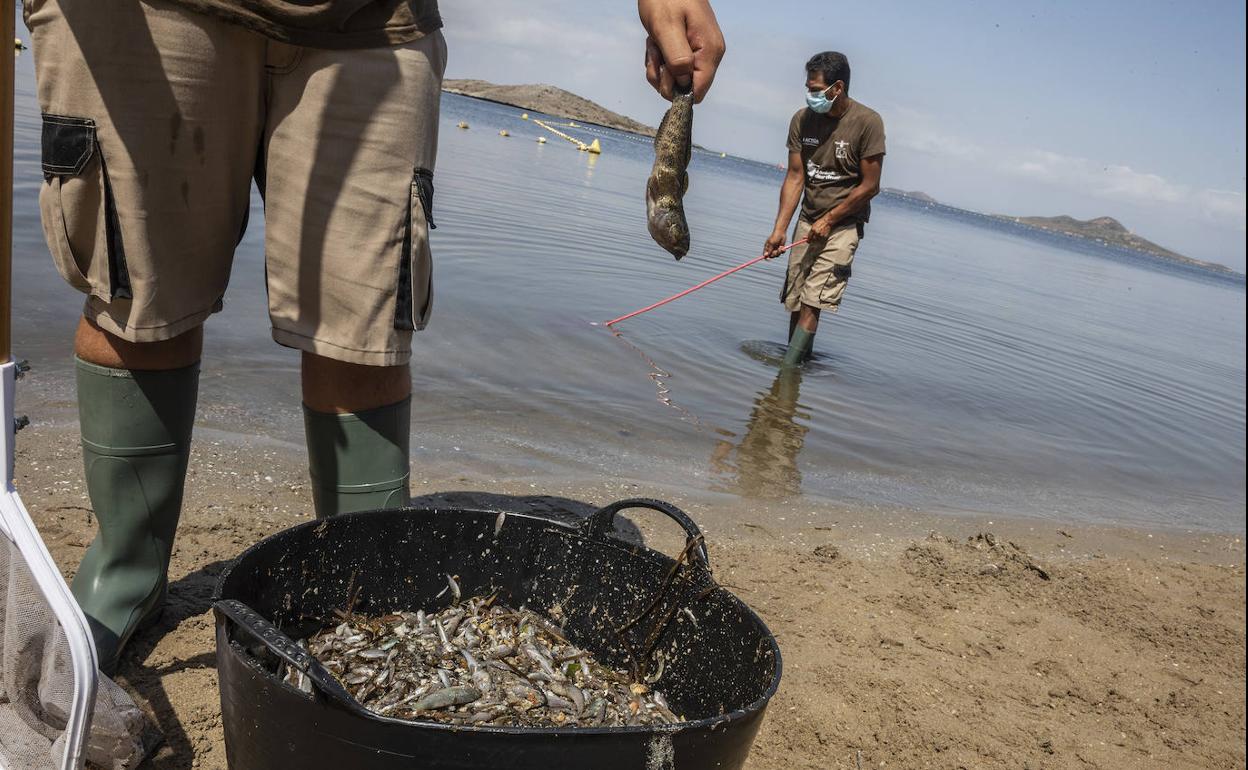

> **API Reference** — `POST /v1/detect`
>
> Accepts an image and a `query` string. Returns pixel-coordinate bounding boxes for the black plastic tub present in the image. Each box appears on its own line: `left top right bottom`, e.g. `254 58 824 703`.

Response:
213 499 782 770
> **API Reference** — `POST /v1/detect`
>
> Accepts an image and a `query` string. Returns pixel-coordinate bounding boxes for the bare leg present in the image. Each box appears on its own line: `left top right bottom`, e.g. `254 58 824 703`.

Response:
75 316 201 369
301 352 410 413
797 303 821 334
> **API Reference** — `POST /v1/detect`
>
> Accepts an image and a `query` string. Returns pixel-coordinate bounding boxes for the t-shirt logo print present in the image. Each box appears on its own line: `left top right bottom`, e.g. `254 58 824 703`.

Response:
806 159 845 182
834 140 850 160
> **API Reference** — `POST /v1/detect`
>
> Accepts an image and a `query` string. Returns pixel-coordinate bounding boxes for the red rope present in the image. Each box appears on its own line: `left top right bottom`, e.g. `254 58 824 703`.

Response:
603 239 808 327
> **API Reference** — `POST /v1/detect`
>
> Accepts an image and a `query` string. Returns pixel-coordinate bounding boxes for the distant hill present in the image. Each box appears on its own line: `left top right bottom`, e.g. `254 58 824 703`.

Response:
991 214 1236 274
884 188 938 204
443 79 655 136
1005 215 1180 257
877 190 1242 278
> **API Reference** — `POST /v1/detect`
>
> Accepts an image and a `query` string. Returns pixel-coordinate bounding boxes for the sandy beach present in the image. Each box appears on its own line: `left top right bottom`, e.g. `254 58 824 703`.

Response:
13 418 1244 770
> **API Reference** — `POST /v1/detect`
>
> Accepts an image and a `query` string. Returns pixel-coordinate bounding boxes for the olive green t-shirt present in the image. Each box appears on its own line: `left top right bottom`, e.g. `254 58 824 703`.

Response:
786 100 886 225
167 0 442 49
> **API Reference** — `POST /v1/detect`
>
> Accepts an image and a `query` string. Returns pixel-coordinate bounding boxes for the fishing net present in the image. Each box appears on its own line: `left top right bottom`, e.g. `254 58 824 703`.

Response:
0 532 153 769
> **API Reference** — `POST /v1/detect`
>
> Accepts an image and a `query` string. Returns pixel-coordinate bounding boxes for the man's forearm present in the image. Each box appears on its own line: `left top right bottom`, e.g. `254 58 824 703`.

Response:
820 183 879 228
773 176 803 233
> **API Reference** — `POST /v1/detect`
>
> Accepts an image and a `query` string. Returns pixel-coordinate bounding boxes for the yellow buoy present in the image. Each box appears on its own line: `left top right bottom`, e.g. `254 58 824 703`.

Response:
499 130 510 137
521 113 529 120
537 137 547 144
586 139 602 154
720 152 727 158
568 121 577 127
15 38 26 50
456 121 469 129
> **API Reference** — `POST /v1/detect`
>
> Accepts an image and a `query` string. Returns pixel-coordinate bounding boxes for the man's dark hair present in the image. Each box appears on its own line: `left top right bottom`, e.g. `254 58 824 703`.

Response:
806 51 850 92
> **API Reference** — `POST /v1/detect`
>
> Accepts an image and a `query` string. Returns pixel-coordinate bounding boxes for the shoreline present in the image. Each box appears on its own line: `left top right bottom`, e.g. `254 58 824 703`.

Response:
20 409 1246 550
15 420 1245 769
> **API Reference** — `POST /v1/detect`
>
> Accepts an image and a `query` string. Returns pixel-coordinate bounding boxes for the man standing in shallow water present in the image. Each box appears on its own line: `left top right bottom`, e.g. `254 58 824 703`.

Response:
23 0 724 674
764 51 885 366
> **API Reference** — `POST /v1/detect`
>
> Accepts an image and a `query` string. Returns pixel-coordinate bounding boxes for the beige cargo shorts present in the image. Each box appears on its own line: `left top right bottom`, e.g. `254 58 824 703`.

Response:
25 0 447 366
781 219 861 313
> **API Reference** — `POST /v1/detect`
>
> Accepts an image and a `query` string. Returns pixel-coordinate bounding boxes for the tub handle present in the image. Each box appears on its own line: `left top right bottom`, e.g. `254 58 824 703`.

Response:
584 498 710 567
214 599 360 712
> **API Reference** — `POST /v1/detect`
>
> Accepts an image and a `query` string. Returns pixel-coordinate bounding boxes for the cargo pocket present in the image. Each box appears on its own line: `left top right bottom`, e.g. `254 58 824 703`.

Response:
818 234 858 306
38 113 132 300
395 167 435 331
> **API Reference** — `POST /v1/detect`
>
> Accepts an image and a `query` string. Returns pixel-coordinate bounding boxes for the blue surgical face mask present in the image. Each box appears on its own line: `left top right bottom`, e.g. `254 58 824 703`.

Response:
806 85 837 114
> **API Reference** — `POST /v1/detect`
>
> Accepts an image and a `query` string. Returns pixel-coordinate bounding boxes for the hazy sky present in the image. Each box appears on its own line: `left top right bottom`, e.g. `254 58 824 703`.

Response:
441 1 1247 269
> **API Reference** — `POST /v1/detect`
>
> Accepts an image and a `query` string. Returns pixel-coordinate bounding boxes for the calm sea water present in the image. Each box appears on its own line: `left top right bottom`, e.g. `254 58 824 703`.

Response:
9 50 1245 532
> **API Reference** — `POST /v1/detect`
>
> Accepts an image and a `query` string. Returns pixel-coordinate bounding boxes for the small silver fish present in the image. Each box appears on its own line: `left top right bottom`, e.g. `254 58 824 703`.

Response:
485 643 514 659
305 592 685 728
412 685 481 712
544 694 575 713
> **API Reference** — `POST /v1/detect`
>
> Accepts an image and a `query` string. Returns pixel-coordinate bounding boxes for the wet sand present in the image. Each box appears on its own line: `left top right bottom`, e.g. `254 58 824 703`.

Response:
15 421 1245 770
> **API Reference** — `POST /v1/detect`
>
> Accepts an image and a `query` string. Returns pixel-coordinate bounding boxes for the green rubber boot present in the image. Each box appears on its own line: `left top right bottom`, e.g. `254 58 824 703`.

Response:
71 358 199 675
304 397 411 518
783 326 815 367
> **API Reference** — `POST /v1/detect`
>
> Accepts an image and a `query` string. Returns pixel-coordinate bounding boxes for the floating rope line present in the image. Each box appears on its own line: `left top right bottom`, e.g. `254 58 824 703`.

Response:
533 118 601 153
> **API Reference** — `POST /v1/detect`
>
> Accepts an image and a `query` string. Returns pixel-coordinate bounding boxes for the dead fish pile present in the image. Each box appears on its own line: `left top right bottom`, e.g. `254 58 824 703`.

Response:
286 587 683 728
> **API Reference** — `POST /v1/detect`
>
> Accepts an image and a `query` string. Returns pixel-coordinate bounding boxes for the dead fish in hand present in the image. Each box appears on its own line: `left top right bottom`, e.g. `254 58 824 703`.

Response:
646 85 694 259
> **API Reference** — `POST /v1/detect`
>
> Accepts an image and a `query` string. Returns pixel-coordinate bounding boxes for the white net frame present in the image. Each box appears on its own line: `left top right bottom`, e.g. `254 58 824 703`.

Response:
1 359 98 770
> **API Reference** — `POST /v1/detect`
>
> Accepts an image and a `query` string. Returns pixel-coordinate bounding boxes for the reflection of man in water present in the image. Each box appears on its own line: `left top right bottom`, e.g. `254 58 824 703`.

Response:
710 367 809 499
763 51 886 366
